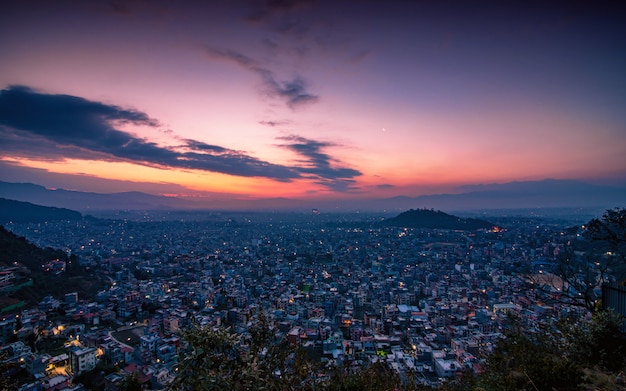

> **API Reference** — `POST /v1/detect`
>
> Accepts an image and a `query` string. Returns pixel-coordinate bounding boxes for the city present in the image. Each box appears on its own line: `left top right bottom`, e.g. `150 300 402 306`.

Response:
2 208 624 390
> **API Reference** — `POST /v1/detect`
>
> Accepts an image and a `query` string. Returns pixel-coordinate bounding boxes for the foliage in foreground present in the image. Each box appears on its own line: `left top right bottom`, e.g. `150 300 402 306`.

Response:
168 310 417 391
167 309 626 391
169 311 317 390
442 311 626 391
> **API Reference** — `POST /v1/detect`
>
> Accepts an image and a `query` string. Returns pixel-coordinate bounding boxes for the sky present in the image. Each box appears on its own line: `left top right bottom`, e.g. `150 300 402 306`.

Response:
1 0 625 205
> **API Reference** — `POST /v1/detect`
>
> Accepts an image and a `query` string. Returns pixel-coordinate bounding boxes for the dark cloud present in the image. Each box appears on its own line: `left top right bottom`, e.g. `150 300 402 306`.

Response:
205 48 319 108
260 0 314 13
0 85 159 136
0 86 362 192
246 2 373 76
181 139 228 153
277 135 362 191
244 0 314 26
314 178 359 193
108 0 173 17
376 184 395 190
0 127 113 162
0 86 299 180
276 78 318 107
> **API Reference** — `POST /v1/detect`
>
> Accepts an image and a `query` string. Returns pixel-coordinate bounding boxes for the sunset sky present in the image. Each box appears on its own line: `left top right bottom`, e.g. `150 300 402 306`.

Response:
1 0 625 203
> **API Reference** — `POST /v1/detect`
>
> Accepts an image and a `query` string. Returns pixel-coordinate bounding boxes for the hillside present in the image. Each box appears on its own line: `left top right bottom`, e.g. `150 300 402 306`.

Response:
0 198 82 223
383 208 495 230
0 226 104 309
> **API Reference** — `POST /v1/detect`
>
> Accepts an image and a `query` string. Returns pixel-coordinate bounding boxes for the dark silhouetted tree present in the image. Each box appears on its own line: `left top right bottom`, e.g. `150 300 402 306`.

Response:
586 208 626 255
561 309 626 373
526 208 626 313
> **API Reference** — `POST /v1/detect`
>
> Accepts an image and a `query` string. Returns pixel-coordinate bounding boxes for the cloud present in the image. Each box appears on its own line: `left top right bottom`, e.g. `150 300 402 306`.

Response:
0 128 113 162
261 38 309 58
181 139 228 153
314 178 359 193
277 135 362 191
0 160 195 195
0 86 300 180
244 0 314 28
245 2 372 66
376 184 395 190
250 0 314 14
205 47 319 108
0 86 362 192
259 119 291 127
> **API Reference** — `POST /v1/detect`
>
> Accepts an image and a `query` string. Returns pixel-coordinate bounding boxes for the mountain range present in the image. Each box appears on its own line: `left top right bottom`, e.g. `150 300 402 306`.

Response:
0 179 624 214
0 181 192 212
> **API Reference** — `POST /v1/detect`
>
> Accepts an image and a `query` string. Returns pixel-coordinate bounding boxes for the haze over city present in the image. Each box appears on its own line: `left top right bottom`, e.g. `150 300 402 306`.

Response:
1 0 625 210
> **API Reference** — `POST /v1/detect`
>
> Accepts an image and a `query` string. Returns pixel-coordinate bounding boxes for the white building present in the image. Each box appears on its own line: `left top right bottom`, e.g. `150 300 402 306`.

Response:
69 346 96 374
434 358 459 378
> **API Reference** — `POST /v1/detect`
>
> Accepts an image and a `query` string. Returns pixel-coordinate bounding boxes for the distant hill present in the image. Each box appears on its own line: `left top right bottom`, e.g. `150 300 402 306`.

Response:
383 208 495 230
0 179 624 213
0 198 82 223
0 181 194 212
410 179 626 211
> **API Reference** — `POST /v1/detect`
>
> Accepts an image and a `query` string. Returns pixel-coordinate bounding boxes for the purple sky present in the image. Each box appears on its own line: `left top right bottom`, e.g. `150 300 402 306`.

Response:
1 0 625 203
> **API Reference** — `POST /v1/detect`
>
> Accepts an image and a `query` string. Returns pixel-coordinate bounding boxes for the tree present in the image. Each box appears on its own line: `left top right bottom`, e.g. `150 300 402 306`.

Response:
324 361 409 391
561 309 626 372
586 208 626 255
120 373 144 391
168 309 411 391
523 242 602 313
445 312 626 391
0 351 20 391
470 315 584 391
585 207 626 282
553 247 605 312
526 208 626 313
169 309 318 391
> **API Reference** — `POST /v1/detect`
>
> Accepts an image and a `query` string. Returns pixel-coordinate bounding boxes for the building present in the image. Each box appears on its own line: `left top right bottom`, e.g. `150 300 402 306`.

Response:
65 292 79 307
434 358 460 378
140 333 160 355
42 374 70 390
69 347 97 374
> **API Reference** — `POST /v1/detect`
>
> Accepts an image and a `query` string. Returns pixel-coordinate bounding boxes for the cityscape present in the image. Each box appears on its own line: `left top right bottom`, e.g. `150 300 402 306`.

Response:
1 203 625 390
